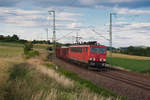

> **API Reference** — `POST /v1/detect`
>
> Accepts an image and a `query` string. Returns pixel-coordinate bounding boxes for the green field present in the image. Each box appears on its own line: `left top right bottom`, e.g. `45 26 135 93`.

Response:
0 46 23 57
107 57 150 73
0 42 24 47
0 42 51 49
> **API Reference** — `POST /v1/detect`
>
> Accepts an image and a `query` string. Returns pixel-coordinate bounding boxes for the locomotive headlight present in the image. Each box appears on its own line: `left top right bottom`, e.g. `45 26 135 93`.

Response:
103 59 106 61
89 58 92 61
93 58 95 61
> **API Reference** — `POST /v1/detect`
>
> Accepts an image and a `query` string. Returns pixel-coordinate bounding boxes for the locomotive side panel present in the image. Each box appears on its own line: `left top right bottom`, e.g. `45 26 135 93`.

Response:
68 45 89 64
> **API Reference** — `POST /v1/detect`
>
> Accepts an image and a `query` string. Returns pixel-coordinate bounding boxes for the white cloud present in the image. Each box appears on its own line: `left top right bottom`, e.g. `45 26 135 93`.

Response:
0 7 82 29
111 22 150 46
57 12 82 17
66 22 82 29
56 21 150 47
79 0 98 5
114 22 150 30
110 0 136 3
0 7 84 42
114 7 150 15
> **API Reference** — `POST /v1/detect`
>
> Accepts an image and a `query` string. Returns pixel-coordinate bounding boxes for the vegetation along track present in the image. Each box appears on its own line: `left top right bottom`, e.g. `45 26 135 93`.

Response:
97 68 150 91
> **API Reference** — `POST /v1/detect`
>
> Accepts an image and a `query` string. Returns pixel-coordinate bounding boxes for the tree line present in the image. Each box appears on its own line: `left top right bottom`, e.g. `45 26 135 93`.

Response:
0 34 53 44
120 46 150 57
32 40 51 44
0 34 27 43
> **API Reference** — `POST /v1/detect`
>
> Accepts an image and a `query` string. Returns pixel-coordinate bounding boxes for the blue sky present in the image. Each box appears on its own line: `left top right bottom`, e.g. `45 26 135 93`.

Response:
0 0 150 47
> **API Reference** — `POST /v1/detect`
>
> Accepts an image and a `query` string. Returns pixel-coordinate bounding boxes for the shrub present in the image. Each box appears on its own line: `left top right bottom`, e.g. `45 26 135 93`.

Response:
23 43 39 58
25 50 40 59
0 63 53 100
24 43 33 54
46 46 53 51
9 63 31 80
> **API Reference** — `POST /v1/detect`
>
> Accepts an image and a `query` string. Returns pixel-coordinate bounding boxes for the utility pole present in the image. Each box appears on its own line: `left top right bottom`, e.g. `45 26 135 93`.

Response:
45 28 48 41
76 31 79 43
75 31 82 44
109 13 116 68
72 36 75 44
48 10 57 68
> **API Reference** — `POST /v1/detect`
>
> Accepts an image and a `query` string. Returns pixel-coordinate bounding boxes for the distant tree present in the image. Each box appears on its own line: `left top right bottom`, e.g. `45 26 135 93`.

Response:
12 34 19 41
0 35 4 40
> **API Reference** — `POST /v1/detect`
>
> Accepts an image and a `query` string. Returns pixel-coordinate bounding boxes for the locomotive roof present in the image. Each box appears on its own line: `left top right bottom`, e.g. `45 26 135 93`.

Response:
61 46 69 48
69 45 106 48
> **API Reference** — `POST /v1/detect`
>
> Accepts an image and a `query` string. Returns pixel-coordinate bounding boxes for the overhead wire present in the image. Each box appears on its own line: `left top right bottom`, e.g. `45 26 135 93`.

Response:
56 31 74 41
87 26 110 41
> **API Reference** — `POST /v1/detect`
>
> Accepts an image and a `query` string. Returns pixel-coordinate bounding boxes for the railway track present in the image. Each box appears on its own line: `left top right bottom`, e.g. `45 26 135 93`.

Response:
96 69 150 91
62 59 150 91
56 58 150 100
106 69 150 83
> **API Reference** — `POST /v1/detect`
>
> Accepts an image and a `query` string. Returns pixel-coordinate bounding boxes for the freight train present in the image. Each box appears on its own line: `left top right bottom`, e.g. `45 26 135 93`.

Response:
56 44 107 68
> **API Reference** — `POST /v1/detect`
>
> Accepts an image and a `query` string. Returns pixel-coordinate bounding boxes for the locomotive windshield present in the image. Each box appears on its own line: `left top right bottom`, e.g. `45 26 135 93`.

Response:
90 47 106 53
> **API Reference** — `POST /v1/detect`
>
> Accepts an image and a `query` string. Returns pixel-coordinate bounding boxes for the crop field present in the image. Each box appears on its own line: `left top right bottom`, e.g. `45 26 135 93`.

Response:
107 51 150 60
0 42 52 49
0 46 23 57
107 52 150 74
0 42 24 47
0 45 24 85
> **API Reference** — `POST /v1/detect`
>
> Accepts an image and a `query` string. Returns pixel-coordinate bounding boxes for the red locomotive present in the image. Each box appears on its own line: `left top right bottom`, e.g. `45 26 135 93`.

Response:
56 44 107 68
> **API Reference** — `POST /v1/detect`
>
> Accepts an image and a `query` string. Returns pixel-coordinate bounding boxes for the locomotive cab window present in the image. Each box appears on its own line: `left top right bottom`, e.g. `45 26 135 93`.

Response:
90 47 106 53
85 47 88 52
71 47 82 53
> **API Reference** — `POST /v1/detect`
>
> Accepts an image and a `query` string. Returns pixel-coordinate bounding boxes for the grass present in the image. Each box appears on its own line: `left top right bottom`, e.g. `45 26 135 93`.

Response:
27 58 74 88
107 57 150 73
107 52 150 74
0 59 122 100
34 43 52 49
0 46 23 57
0 63 54 100
0 45 24 91
24 50 40 59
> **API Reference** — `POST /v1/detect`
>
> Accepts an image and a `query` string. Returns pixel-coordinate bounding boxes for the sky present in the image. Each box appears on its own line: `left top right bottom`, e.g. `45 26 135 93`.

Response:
0 0 150 47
